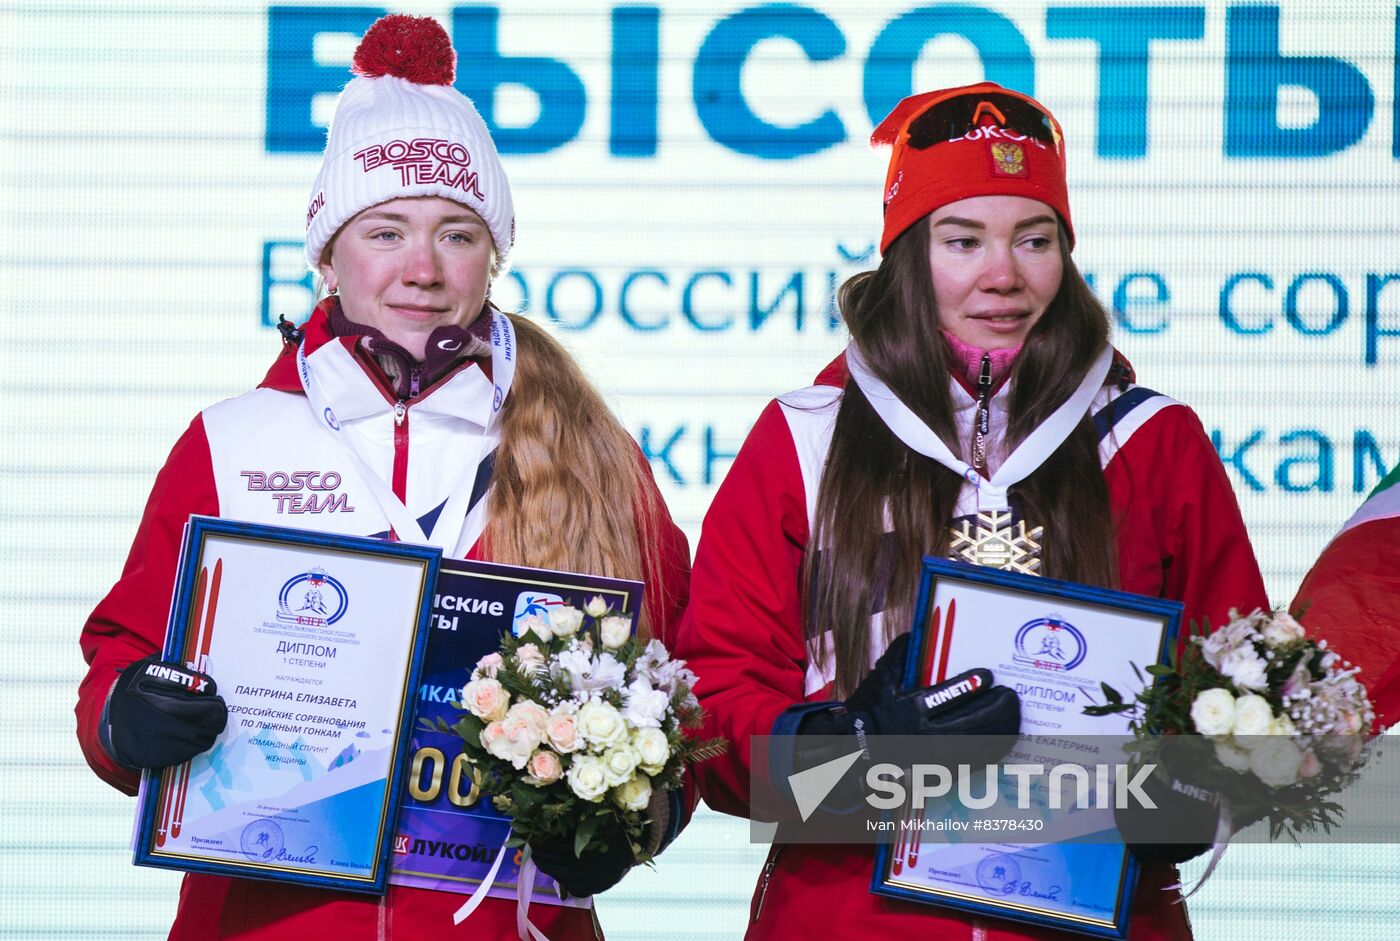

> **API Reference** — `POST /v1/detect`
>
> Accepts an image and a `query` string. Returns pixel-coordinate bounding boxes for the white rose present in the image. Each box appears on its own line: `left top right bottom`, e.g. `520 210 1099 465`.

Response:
611 773 653 812
507 700 551 737
577 700 628 750
491 710 544 769
621 677 671 730
584 595 609 618
473 652 504 679
549 605 584 638
1190 688 1237 738
463 677 510 722
1230 694 1275 739
1214 739 1252 773
546 706 584 753
1249 737 1303 787
526 749 563 786
599 615 632 650
515 643 546 673
1269 713 1297 737
1262 612 1306 648
517 614 553 643
1218 647 1269 692
601 743 641 786
480 719 506 752
567 754 609 802
633 727 670 776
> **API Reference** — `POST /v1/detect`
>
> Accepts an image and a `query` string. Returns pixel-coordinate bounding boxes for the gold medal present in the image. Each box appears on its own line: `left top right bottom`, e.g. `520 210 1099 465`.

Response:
948 510 1043 575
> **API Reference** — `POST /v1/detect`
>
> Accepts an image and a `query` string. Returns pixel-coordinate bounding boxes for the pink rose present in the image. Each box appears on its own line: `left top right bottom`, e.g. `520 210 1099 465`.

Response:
546 710 582 753
526 749 563 785
490 712 544 769
480 720 506 750
473 652 504 679
515 643 545 673
463 677 510 722
509 701 550 736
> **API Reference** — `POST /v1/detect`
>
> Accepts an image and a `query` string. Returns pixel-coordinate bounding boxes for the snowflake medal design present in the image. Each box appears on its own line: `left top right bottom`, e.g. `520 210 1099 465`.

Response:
948 509 1043 575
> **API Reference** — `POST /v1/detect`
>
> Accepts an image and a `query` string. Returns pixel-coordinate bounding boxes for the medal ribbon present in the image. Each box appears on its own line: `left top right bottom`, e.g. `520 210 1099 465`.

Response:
296 310 516 551
845 343 1113 512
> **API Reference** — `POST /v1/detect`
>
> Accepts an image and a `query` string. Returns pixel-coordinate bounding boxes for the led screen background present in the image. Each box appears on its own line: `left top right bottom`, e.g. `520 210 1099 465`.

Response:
2 1 1397 937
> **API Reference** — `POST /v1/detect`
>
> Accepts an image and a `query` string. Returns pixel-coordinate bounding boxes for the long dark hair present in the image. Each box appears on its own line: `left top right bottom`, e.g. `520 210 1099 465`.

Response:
804 218 1118 697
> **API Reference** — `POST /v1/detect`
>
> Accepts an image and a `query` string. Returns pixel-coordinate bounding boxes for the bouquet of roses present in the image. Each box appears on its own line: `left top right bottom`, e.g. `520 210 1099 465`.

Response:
1086 607 1376 838
430 597 724 862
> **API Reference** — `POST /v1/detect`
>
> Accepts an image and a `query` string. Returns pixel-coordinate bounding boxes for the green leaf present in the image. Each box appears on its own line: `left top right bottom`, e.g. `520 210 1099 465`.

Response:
574 812 602 859
1145 664 1175 677
1100 682 1123 704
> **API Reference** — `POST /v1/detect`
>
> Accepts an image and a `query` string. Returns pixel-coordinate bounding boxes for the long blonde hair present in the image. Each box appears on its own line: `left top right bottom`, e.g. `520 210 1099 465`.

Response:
483 314 663 637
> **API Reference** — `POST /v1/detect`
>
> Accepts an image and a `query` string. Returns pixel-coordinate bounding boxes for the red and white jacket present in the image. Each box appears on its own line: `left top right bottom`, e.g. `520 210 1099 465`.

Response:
675 352 1268 941
76 303 691 941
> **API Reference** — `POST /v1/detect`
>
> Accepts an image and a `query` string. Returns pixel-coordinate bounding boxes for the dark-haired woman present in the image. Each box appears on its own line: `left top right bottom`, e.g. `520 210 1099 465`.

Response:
676 83 1267 940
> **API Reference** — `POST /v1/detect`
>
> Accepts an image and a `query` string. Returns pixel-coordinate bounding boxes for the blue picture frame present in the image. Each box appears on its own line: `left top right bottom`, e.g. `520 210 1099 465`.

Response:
132 515 441 895
871 555 1183 939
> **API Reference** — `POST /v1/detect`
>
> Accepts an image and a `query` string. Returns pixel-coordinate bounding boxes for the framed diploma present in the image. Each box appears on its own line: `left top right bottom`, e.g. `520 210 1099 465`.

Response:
389 558 643 907
133 515 441 894
872 557 1182 939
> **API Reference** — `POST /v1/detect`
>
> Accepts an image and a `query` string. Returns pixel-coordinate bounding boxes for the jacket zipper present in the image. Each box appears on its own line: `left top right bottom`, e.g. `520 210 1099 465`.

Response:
751 844 787 924
391 400 409 533
971 352 992 470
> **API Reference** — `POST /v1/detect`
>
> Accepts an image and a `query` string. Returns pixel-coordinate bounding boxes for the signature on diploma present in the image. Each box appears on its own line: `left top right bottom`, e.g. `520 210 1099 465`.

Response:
271 845 320 865
1002 881 1061 901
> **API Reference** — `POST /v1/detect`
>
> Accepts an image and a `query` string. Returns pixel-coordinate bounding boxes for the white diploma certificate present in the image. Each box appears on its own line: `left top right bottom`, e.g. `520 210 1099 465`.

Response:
874 558 1182 939
133 516 440 894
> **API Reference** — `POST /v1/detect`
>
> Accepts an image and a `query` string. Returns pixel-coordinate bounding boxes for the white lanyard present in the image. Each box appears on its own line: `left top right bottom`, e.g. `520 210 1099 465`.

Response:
845 342 1113 512
296 310 517 552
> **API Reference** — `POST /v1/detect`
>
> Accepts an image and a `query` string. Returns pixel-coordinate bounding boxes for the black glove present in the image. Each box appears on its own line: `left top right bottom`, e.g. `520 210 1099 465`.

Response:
106 654 228 771
527 832 635 899
1114 760 1219 865
800 634 1022 743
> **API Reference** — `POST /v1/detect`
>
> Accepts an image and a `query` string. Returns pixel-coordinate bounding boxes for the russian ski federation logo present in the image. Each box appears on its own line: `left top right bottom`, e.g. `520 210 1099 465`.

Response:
1013 615 1086 672
513 591 566 637
276 566 349 626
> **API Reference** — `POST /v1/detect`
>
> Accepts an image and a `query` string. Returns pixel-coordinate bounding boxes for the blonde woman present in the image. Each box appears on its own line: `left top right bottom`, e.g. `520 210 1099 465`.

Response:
76 15 688 939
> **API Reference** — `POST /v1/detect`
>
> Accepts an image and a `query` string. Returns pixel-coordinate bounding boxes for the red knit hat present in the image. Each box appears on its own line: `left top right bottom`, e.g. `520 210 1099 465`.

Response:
872 83 1072 254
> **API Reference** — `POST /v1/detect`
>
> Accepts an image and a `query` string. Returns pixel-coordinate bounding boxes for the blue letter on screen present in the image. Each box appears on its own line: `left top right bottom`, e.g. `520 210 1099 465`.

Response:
694 4 846 159
865 5 1034 126
266 6 385 153
452 6 587 155
1224 5 1374 157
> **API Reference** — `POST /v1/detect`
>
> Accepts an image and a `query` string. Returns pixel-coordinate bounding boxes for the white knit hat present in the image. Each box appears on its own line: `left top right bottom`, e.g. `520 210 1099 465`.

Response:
303 15 515 271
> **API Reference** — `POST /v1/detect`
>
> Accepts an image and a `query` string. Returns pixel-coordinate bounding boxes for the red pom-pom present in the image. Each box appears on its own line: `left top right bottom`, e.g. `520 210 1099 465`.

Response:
352 14 456 86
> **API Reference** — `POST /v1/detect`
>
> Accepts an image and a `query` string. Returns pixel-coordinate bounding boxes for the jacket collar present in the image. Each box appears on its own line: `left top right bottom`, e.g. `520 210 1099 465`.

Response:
812 346 1136 398
259 300 492 426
